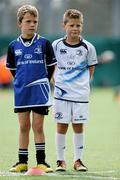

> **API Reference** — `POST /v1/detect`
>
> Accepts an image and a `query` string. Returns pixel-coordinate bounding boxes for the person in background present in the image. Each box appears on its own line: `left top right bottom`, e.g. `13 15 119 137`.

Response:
52 9 98 171
0 55 12 88
6 4 56 173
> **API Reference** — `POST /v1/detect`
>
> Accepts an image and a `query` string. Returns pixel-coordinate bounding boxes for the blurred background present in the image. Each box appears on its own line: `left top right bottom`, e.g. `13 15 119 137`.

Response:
0 1 120 175
0 0 120 89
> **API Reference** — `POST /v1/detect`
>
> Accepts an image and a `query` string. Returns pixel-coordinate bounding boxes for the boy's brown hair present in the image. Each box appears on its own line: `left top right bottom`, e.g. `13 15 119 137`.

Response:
63 9 83 25
17 4 39 23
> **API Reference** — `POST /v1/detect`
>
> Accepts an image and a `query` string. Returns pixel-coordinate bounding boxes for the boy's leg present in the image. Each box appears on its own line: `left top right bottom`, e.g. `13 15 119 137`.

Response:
72 123 87 171
32 112 53 173
55 123 68 171
72 123 84 161
9 112 30 172
56 123 68 161
18 112 31 149
53 99 71 171
72 102 88 171
32 112 45 163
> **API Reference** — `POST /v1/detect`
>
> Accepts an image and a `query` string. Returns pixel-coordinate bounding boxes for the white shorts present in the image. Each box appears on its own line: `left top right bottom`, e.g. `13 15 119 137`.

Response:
53 99 89 124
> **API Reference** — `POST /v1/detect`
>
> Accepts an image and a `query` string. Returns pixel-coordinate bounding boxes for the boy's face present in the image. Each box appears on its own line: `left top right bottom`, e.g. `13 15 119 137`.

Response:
63 18 83 40
18 12 38 38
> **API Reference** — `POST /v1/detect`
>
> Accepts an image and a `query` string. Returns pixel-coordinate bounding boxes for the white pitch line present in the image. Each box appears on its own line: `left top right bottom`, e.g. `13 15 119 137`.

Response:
0 171 57 177
87 170 118 174
56 174 120 180
0 171 24 176
0 171 120 180
83 175 120 180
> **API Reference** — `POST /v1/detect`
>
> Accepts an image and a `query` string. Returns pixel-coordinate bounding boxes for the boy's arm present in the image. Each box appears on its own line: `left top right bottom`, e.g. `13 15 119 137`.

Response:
10 69 16 77
47 65 55 82
45 40 57 81
87 43 98 80
6 43 16 78
89 65 95 80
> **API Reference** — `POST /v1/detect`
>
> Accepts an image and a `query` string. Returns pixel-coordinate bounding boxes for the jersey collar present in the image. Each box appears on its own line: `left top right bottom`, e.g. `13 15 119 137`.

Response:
63 36 83 48
18 33 37 47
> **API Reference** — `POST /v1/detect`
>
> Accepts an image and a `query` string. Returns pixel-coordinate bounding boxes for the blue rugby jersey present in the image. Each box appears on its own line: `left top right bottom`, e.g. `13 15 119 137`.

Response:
6 34 57 108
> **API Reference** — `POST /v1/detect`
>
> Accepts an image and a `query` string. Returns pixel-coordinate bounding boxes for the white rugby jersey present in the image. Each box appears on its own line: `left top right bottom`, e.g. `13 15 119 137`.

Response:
52 38 98 102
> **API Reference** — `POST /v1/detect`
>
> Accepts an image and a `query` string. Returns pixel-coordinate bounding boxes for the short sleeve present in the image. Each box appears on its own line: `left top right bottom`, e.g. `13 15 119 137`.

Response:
6 42 16 70
45 40 57 66
87 43 98 66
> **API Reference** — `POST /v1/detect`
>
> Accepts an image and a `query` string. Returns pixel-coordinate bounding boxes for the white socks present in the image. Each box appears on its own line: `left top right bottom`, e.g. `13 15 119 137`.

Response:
56 132 84 161
56 133 66 161
73 133 84 161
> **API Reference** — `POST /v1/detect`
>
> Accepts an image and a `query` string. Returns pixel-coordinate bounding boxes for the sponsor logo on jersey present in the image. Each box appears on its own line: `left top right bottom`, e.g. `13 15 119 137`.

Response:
17 59 44 65
34 45 42 54
67 61 75 66
67 54 75 60
15 49 22 56
24 54 33 59
60 49 67 54
76 50 83 56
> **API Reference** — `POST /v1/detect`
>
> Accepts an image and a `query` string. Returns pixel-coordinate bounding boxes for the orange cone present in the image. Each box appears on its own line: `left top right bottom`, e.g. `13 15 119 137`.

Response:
25 167 46 176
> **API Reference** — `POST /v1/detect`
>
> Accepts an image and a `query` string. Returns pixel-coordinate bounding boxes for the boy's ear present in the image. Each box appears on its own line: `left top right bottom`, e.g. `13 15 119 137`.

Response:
17 21 21 28
62 22 65 30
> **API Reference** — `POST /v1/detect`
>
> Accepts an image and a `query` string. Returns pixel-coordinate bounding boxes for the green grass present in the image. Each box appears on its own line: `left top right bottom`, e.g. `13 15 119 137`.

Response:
0 88 120 180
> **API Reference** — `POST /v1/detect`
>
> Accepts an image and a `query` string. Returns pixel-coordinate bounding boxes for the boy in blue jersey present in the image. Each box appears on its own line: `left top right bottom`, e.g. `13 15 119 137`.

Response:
52 9 98 171
6 5 56 173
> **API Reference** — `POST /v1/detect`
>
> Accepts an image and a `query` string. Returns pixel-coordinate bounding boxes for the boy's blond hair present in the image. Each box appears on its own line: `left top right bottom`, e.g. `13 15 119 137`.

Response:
17 5 39 23
63 9 83 25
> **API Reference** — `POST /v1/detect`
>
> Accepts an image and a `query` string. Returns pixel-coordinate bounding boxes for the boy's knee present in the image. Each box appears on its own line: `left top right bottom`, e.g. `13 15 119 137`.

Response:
32 123 43 133
20 123 31 133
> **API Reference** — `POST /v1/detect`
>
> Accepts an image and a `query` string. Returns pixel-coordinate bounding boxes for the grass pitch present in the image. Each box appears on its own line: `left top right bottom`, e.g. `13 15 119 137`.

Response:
0 88 120 180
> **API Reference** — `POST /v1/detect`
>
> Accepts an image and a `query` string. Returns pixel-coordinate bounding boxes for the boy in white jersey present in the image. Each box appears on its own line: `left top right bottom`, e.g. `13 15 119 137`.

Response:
6 5 56 173
52 9 98 171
